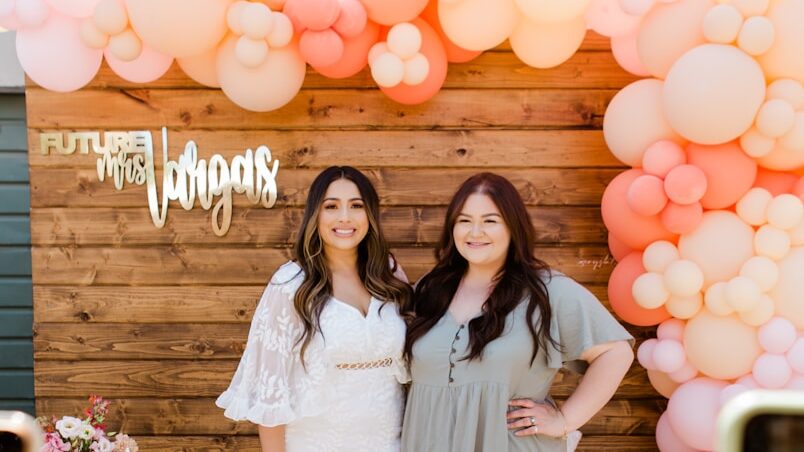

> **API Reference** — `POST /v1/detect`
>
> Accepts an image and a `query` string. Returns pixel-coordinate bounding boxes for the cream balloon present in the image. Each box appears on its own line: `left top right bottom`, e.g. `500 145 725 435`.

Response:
767 79 804 109
758 137 804 171
108 28 141 61
387 22 421 60
704 281 733 316
702 4 743 43
403 53 429 86
438 0 519 51
637 0 713 78
725 275 761 312
756 99 795 138
663 44 766 144
513 0 592 23
666 293 703 319
767 194 804 230
736 187 772 226
371 52 405 88
740 127 775 158
80 17 108 49
664 260 705 297
730 0 769 16
604 78 683 167
755 224 791 260
240 2 274 40
235 35 269 68
509 15 587 69
740 255 779 292
737 15 775 55
619 0 656 15
268 13 293 48
757 0 804 84
643 240 680 273
779 112 804 152
93 0 127 36
679 210 755 287
739 294 775 326
632 272 671 309
772 247 804 329
226 1 249 35
684 310 762 379
177 46 220 87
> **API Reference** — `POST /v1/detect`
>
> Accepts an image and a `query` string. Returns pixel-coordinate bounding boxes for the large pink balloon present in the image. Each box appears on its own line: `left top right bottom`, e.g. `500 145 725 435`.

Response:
380 18 447 105
217 35 306 112
637 0 712 79
663 44 766 145
608 252 673 326
126 0 230 58
611 27 651 77
104 45 173 83
602 169 678 250
177 46 220 87
656 412 702 452
678 211 754 287
314 21 380 79
686 141 757 209
16 13 102 92
684 310 761 379
45 0 102 18
604 79 684 167
667 377 728 451
757 0 804 85
360 0 427 26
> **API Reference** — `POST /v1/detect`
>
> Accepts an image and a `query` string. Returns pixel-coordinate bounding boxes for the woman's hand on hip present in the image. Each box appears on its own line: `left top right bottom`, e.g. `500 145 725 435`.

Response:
506 398 567 438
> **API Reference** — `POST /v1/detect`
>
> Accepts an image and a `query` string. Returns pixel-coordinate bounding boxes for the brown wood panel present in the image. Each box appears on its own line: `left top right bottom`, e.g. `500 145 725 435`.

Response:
25 88 614 130
30 206 607 246
30 168 618 208
86 51 636 90
31 246 616 285
36 397 665 436
28 129 623 169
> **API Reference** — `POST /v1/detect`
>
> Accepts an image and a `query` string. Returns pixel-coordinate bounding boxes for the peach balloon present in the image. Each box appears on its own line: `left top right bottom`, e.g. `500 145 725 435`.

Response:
108 28 141 62
767 79 804 109
756 99 795 138
46 0 103 18
387 22 422 60
371 52 404 87
216 35 306 112
678 211 755 287
240 2 274 39
608 252 673 326
739 294 775 326
380 19 448 105
702 4 742 44
767 194 804 230
314 21 380 79
627 174 668 216
403 54 430 86
619 0 656 16
514 0 592 23
758 140 804 172
602 169 678 250
584 0 641 38
608 232 634 262
177 46 220 87
642 140 687 178
93 0 127 36
287 0 339 30
663 259 704 297
704 281 734 316
235 36 269 68
755 224 791 260
740 256 779 292
439 0 519 51
684 310 762 379
664 164 707 205
661 201 703 234
419 0 481 63
779 112 804 151
633 271 670 309
637 0 712 78
725 275 761 312
360 0 427 26
729 0 769 16
648 369 681 398
757 0 804 85
738 15 775 56
771 247 804 329
740 127 775 158
666 293 703 319
300 28 344 67
126 0 230 58
611 27 651 77
604 79 684 167
509 16 587 69
686 141 757 209
667 377 729 450
80 18 108 49
226 1 248 35
663 44 766 145
643 240 680 273
104 44 173 83
268 13 294 48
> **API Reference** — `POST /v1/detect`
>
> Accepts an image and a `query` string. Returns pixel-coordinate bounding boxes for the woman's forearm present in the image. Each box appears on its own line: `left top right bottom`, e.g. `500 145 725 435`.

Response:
258 425 286 452
560 341 634 432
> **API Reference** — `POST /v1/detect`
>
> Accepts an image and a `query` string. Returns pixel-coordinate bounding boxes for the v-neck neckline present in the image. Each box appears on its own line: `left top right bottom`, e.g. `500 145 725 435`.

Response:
331 296 377 319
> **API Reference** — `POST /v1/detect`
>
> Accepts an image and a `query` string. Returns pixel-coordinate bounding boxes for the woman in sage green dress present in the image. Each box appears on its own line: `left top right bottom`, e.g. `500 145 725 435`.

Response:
402 173 635 452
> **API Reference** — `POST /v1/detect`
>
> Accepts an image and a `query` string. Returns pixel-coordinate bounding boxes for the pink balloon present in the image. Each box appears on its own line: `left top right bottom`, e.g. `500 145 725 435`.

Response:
602 169 678 250
16 0 50 28
360 0 428 26
637 338 659 370
657 318 685 341
661 201 703 235
787 338 804 373
299 28 344 67
664 164 708 205
720 383 749 406
785 374 804 390
314 21 379 79
16 13 102 92
667 377 728 451
608 232 634 262
104 45 173 83
332 0 366 38
737 374 760 389
45 0 102 18
656 412 702 452
611 26 651 76
380 18 447 105
627 174 668 216
286 0 339 31
0 10 20 30
753 353 792 388
687 141 758 209
585 0 642 38
608 252 673 326
758 317 797 354
654 339 687 373
642 140 687 178
668 361 699 383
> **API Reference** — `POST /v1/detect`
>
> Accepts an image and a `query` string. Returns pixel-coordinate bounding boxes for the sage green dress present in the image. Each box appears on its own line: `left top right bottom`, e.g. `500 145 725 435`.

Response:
401 272 634 452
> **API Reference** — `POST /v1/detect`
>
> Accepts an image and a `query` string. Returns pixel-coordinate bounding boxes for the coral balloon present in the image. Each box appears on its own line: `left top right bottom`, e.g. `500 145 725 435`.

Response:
315 21 379 79
300 28 344 68
611 27 651 77
608 252 672 326
608 233 634 262
380 19 447 105
684 310 761 379
419 0 481 63
604 79 684 167
126 0 230 58
627 174 668 216
637 0 711 78
663 44 766 145
666 377 728 450
757 0 804 84
585 0 641 38
678 211 755 286
439 0 519 51
664 164 707 205
46 0 103 18
216 35 306 112
360 0 427 26
104 44 172 83
332 0 366 38
177 46 220 87
661 201 703 235
514 0 592 23
648 369 681 398
642 140 686 178
509 16 587 69
16 13 102 92
285 0 339 31
686 141 757 209
656 412 700 452
602 169 678 250
771 247 804 329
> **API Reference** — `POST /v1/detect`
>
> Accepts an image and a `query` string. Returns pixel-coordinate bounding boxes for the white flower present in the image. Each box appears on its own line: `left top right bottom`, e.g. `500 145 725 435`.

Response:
90 438 113 452
55 416 83 439
78 422 95 440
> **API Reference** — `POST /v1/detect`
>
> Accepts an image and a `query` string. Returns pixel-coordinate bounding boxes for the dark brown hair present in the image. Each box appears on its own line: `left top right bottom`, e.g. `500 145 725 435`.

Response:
404 172 557 363
287 166 412 364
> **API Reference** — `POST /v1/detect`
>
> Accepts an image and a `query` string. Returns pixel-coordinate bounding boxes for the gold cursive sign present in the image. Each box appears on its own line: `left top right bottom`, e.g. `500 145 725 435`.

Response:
40 128 280 236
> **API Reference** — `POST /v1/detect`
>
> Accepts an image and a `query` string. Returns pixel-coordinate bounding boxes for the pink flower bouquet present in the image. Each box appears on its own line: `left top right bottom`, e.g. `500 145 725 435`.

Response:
37 395 138 452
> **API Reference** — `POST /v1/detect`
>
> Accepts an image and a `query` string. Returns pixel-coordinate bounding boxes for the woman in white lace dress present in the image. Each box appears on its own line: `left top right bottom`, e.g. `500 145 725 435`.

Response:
216 166 412 452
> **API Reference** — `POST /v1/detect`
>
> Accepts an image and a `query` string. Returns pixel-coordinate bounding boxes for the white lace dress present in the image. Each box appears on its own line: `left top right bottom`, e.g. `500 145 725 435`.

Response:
216 261 409 452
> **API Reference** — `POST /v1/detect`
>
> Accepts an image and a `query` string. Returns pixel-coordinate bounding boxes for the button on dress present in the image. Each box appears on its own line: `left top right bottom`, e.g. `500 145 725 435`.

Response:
217 261 409 452
401 272 634 452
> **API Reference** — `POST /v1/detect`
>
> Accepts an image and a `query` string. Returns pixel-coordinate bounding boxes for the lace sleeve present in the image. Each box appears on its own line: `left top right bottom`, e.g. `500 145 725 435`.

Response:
216 263 330 427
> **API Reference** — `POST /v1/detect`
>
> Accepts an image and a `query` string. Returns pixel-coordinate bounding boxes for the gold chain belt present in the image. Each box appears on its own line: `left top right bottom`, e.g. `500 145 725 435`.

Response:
335 357 394 370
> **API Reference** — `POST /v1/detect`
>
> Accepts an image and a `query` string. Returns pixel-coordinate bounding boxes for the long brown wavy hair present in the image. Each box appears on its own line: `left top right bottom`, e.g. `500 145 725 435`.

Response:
404 172 558 363
283 166 412 365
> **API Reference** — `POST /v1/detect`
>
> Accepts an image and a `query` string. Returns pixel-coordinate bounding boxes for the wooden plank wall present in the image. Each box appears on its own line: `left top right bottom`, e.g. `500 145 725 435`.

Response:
28 34 665 451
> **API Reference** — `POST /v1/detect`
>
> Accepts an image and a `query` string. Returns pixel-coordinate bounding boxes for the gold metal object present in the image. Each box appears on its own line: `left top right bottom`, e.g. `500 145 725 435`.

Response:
335 357 394 370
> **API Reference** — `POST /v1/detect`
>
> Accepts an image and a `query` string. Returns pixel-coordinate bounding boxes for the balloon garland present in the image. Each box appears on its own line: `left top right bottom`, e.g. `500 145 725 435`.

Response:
3 1 804 450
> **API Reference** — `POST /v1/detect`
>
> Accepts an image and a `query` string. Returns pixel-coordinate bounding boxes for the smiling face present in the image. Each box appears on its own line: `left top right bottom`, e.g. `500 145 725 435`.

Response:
453 192 511 271
317 178 369 254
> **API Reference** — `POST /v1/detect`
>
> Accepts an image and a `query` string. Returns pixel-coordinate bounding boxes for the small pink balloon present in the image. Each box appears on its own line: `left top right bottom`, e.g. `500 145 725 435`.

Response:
314 20 379 78
627 174 668 216
104 44 173 83
668 361 698 383
642 140 687 178
737 374 760 389
654 339 687 373
0 11 20 30
665 164 708 205
287 0 340 31
656 412 701 452
657 318 685 341
637 338 659 370
667 377 728 451
753 353 793 388
661 201 703 235
787 337 804 373
299 28 344 67
785 374 804 390
608 232 634 262
758 317 798 354
16 13 102 92
611 26 651 76
45 0 102 18
720 383 749 406
332 0 366 38
16 0 50 28
585 0 642 38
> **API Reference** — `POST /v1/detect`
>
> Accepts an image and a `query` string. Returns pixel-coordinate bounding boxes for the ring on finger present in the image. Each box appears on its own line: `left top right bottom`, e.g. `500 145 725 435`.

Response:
529 416 536 426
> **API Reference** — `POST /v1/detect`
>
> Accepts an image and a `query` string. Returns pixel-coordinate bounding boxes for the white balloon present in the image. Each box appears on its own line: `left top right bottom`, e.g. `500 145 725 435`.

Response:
736 187 773 226
737 15 775 56
240 2 274 40
370 52 404 88
664 259 705 297
767 194 804 230
740 256 779 292
267 13 293 48
235 35 269 68
387 22 421 60
643 240 680 273
755 224 791 260
402 53 429 86
632 271 670 309
703 4 743 44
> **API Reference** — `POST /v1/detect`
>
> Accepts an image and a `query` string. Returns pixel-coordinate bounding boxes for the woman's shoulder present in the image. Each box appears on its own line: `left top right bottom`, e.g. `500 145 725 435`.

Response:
269 260 305 293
